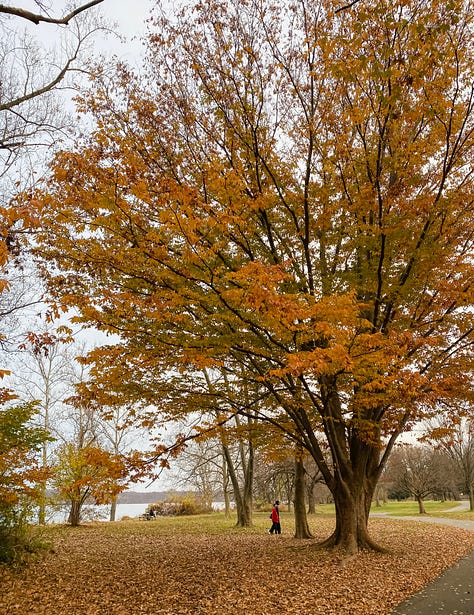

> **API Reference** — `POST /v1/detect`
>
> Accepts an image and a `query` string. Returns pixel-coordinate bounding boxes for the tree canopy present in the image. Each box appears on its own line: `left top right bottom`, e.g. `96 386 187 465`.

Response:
31 0 474 553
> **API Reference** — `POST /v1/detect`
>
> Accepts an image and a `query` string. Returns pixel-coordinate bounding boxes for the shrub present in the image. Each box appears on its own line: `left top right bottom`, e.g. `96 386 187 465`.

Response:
0 498 49 565
0 401 51 564
146 493 212 517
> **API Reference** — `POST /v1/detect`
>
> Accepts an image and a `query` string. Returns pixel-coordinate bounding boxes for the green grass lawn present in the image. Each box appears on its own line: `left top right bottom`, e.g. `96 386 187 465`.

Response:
369 500 458 515
112 501 474 538
111 509 331 537
314 499 474 519
120 511 273 535
369 499 474 519
38 501 472 547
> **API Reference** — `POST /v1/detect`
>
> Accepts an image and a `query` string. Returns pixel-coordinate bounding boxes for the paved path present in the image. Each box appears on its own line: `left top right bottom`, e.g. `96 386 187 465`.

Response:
443 501 471 513
378 509 474 615
371 512 474 532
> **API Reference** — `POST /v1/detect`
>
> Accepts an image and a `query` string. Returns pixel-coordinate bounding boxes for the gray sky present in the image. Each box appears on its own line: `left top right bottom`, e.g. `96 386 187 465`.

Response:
15 1 156 63
105 0 153 35
96 0 155 60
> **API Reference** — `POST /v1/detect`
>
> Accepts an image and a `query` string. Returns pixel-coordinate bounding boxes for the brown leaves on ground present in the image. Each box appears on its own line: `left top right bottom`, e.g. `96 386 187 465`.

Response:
1 517 473 615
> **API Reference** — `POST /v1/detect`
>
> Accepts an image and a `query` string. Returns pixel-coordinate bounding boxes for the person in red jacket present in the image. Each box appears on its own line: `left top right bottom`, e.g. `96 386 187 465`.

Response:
268 500 281 534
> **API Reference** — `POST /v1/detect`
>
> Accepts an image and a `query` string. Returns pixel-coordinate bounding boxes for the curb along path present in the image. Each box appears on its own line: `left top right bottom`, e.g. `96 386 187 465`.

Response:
373 512 474 615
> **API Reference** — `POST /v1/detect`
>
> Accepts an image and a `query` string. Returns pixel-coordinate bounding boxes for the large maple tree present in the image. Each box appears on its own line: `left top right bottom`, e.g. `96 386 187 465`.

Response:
32 0 474 553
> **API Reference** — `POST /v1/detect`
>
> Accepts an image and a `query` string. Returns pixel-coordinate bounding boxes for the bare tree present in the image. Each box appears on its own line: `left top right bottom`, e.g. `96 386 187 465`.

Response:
96 402 154 521
219 415 256 527
427 417 474 511
301 456 324 514
0 261 43 350
169 438 223 509
389 445 446 514
0 2 107 377
11 328 75 522
1 1 107 200
201 368 258 527
0 1 104 26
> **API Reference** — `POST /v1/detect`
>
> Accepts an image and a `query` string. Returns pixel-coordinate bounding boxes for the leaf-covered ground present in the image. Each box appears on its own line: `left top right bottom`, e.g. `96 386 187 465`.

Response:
1 515 473 615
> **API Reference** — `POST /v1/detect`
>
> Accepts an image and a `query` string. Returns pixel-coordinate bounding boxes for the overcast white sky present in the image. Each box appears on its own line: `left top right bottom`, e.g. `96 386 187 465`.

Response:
95 0 155 61
104 0 153 36
16 0 157 63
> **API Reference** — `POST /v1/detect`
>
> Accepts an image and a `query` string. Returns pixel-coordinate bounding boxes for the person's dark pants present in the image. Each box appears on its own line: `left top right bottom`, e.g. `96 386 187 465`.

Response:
269 521 281 534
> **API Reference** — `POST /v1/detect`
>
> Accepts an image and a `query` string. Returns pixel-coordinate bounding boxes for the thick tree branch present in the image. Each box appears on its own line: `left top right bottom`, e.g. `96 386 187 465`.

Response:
0 0 104 25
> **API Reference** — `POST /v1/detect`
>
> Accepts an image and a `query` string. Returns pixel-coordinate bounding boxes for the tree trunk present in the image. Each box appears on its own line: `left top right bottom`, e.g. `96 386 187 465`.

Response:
68 500 81 526
221 454 231 517
222 442 253 527
306 468 321 515
223 488 231 517
469 486 474 512
416 495 426 514
294 455 313 539
321 474 383 555
109 496 117 521
239 490 253 527
38 424 49 524
374 484 386 508
242 442 254 526
38 478 47 525
307 380 389 554
307 486 316 515
233 485 253 527
283 474 294 512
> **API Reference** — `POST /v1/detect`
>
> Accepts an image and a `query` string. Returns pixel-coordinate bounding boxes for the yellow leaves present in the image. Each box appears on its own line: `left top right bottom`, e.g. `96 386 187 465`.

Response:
0 387 17 408
0 244 9 268
221 267 363 354
227 260 288 288
0 402 51 513
427 426 456 444
53 443 128 506
349 415 383 446
0 278 10 293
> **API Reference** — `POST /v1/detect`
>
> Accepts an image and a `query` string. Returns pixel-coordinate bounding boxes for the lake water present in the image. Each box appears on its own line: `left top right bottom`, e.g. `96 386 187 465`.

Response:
47 501 228 523
48 502 149 523
113 503 150 519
